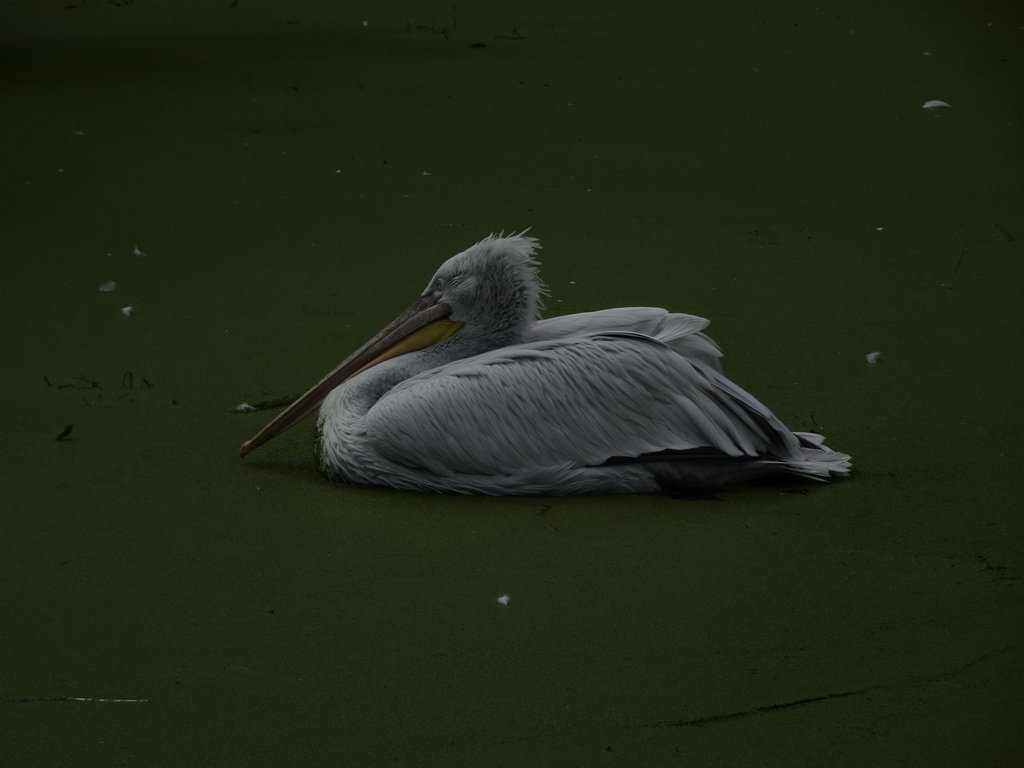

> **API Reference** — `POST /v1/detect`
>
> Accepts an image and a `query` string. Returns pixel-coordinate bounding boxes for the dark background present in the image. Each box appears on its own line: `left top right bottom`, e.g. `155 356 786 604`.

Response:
2 1 1022 765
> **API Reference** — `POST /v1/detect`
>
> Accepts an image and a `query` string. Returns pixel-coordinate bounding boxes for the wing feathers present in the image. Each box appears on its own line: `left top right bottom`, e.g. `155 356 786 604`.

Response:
366 330 790 476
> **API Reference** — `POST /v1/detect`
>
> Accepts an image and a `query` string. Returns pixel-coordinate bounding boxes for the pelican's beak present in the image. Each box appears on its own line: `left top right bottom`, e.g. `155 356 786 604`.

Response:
239 294 463 457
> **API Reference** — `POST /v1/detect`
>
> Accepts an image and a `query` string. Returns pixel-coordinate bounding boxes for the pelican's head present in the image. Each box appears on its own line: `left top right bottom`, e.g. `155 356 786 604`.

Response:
239 232 544 457
424 232 544 348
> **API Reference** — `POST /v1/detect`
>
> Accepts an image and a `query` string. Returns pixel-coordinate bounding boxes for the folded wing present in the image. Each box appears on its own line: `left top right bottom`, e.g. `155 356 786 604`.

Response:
365 320 796 477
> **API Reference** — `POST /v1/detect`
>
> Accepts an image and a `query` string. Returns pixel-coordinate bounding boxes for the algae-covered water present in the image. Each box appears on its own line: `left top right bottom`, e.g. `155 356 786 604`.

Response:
1 2 1022 765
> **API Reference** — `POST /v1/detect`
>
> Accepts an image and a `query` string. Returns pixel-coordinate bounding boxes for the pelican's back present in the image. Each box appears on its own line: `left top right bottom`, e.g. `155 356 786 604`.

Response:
528 307 724 372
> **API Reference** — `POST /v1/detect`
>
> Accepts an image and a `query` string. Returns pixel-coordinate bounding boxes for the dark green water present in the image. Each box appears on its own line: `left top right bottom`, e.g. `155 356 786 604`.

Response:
2 1 1022 765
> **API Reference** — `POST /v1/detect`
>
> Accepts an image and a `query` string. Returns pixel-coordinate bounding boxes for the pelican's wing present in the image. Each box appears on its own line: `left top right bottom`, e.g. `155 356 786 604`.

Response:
528 308 723 372
364 333 790 477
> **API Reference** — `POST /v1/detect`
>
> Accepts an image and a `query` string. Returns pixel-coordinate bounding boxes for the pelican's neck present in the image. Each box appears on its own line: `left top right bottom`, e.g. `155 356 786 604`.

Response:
320 308 534 432
322 342 461 420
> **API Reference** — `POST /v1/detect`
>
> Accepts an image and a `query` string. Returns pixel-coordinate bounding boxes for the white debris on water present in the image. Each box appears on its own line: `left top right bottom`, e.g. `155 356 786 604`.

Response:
99 281 116 292
235 403 257 413
121 306 133 316
496 594 510 606
922 100 951 109
866 352 881 365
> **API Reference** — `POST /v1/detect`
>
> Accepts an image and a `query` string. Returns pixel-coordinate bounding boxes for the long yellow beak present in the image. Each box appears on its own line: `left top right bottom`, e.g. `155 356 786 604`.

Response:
239 295 463 457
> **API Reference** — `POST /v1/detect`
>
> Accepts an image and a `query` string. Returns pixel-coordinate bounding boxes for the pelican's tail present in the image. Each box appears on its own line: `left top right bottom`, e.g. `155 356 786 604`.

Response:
775 432 852 481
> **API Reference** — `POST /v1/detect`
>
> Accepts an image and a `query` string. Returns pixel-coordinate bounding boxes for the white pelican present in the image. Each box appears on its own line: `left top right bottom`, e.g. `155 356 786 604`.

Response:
240 234 851 495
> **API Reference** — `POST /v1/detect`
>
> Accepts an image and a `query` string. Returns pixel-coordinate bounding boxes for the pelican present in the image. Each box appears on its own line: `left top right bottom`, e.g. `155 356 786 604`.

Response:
239 233 851 495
